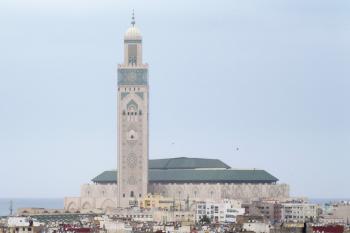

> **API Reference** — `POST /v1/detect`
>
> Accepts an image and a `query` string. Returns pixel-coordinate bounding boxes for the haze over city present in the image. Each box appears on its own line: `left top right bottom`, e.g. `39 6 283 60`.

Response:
0 0 349 200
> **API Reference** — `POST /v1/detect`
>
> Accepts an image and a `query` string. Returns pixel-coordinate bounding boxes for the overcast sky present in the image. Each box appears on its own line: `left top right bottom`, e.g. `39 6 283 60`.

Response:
0 0 349 199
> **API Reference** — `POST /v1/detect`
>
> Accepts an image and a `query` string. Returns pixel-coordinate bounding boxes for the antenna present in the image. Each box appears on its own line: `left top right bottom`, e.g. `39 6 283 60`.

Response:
131 9 135 26
9 200 13 216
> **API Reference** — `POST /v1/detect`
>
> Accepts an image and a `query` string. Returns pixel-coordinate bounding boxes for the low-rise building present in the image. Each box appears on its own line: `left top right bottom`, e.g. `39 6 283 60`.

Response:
281 203 318 222
107 208 195 224
242 221 271 233
195 199 245 223
243 201 282 223
321 202 350 224
7 217 43 233
139 194 176 210
153 210 195 224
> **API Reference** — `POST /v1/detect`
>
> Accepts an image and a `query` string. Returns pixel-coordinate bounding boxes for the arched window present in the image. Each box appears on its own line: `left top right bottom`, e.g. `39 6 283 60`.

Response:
130 191 134 197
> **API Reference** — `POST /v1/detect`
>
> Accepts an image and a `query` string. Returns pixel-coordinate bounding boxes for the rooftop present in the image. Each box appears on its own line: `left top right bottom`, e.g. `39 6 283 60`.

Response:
149 157 231 170
92 157 278 184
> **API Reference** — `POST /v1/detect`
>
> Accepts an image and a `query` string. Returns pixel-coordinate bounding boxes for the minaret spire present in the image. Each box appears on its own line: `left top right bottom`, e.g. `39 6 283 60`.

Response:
131 9 135 26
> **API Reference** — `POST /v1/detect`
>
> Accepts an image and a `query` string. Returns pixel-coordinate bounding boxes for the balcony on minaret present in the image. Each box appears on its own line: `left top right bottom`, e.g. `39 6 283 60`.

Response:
118 63 148 69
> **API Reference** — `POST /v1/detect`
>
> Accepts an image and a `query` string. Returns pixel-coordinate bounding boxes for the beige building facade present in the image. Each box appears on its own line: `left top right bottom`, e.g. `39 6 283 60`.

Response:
116 14 149 208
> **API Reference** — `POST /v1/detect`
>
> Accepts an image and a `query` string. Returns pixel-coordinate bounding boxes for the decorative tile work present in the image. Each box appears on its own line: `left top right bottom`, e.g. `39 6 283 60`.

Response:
121 92 129 99
118 68 148 85
135 92 144 99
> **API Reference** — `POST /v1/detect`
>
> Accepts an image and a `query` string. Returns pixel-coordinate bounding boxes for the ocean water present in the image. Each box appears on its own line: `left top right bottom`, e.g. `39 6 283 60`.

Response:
310 198 350 205
0 198 63 216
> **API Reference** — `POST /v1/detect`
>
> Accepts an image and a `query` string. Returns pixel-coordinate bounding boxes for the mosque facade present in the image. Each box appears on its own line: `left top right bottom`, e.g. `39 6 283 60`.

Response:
64 16 289 212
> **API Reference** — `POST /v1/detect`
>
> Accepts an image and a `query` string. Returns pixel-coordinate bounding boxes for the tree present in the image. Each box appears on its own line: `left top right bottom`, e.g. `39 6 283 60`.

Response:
200 215 211 225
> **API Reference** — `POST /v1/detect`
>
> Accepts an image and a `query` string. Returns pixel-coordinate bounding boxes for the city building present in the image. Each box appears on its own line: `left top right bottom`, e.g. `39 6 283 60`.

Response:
243 200 282 223
139 194 177 210
7 217 43 233
64 14 289 212
281 203 318 222
195 199 245 223
320 202 350 224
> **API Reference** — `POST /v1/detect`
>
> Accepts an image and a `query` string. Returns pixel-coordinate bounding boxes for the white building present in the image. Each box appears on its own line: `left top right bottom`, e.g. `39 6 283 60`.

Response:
7 217 42 233
196 199 245 223
281 203 318 222
243 222 271 233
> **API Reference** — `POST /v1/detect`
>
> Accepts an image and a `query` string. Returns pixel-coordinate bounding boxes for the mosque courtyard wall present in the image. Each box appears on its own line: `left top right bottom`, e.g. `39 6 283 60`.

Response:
64 183 289 212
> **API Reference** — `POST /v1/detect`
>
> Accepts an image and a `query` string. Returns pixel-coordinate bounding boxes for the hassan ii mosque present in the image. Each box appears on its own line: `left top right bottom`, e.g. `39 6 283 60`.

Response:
64 14 289 212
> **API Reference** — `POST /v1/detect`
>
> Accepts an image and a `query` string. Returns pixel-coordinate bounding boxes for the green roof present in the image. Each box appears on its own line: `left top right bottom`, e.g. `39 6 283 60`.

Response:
92 158 278 184
150 169 278 183
149 157 230 169
92 170 278 184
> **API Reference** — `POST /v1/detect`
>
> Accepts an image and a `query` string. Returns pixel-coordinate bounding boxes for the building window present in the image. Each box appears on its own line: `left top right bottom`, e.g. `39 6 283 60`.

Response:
128 44 137 65
139 194 141 198
130 191 134 197
139 110 142 115
123 193 125 198
122 110 126 115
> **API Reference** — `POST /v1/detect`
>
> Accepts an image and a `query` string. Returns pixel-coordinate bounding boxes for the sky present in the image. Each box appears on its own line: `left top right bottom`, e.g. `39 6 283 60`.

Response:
0 0 349 199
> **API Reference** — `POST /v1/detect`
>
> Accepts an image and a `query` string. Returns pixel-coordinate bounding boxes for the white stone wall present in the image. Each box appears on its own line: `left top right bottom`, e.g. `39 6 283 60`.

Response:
243 222 271 233
64 184 118 212
149 183 290 202
64 182 289 212
117 86 149 207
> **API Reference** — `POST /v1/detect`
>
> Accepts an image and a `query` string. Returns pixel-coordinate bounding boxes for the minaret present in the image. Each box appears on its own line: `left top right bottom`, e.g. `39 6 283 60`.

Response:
117 12 149 208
